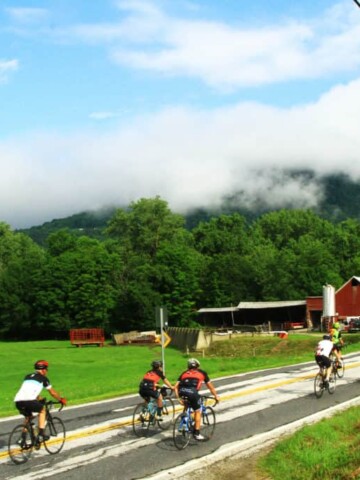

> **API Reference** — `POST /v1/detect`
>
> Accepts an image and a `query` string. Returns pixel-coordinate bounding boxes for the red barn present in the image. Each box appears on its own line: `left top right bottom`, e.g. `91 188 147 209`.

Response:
306 276 360 329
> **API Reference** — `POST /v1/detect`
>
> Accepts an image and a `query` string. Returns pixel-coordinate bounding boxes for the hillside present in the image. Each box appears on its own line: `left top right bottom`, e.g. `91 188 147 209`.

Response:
18 171 360 245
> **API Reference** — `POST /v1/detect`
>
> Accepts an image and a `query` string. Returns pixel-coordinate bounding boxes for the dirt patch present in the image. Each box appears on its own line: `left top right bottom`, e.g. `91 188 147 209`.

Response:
178 447 273 480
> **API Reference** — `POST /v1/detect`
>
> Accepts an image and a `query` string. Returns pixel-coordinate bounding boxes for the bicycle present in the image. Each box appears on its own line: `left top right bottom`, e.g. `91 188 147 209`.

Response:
314 363 336 398
132 387 175 437
8 400 66 465
173 395 217 450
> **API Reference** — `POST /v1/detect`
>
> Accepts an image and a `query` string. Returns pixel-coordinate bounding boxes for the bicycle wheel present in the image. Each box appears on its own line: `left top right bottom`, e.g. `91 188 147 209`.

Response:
173 413 191 450
8 424 33 464
133 403 151 437
314 373 324 398
44 417 66 454
336 359 345 378
158 398 175 430
201 406 216 440
328 371 336 394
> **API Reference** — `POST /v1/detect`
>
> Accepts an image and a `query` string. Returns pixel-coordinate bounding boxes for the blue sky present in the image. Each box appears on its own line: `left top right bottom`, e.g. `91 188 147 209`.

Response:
1 0 360 228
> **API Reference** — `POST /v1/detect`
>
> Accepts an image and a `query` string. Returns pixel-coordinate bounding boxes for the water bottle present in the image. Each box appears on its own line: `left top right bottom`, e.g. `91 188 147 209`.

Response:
149 401 156 416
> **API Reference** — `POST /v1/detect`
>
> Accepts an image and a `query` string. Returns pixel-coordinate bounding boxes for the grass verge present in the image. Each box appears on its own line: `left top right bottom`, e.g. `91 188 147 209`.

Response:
257 406 360 480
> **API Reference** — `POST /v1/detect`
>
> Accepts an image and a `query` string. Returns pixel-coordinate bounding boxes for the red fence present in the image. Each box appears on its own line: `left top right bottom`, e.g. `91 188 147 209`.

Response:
70 328 105 347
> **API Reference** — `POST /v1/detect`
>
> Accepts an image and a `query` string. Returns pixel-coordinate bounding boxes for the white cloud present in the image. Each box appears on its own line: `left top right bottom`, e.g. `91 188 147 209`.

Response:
89 111 120 120
2 75 360 228
0 59 19 83
67 0 360 89
5 7 49 24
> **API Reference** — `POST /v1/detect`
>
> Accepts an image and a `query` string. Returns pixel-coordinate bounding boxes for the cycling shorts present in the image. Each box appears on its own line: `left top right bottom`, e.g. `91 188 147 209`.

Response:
139 382 160 401
332 343 342 352
178 387 201 411
15 400 45 416
315 355 331 369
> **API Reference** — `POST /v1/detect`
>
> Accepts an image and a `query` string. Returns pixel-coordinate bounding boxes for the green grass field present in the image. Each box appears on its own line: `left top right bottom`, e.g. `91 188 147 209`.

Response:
258 406 360 480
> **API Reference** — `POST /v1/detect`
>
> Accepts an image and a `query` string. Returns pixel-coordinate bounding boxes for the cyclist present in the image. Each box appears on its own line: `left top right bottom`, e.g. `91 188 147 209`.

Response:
14 360 67 442
139 360 174 419
174 358 220 441
330 321 344 366
315 335 333 387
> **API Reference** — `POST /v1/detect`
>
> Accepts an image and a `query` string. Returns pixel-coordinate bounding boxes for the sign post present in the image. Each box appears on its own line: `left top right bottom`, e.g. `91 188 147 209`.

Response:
156 306 171 373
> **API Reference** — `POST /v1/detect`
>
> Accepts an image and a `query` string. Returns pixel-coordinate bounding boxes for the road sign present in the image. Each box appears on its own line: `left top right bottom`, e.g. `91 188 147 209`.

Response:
162 329 172 348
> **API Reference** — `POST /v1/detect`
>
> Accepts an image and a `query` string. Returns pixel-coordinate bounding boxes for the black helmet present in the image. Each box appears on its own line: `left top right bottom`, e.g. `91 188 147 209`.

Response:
323 334 331 340
34 360 49 370
151 360 163 369
187 358 200 369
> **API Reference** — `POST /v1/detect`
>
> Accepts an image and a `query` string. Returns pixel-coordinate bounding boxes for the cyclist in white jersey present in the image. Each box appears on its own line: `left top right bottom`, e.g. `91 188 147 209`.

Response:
314 335 333 387
14 360 66 442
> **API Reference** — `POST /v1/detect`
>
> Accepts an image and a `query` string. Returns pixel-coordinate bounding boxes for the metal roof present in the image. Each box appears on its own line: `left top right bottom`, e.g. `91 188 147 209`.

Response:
237 300 306 309
197 307 238 313
198 301 306 313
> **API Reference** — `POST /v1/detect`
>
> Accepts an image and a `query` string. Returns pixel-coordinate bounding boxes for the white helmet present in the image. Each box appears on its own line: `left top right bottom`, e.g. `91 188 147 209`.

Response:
187 358 200 368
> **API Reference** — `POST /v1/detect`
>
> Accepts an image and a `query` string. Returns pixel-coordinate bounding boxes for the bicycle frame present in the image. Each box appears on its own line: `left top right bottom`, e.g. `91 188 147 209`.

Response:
8 400 66 464
132 388 175 437
173 395 217 450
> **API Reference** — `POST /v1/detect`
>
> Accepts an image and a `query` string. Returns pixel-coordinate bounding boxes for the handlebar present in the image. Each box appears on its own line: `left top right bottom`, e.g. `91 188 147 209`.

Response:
45 400 65 412
200 395 219 407
158 386 174 397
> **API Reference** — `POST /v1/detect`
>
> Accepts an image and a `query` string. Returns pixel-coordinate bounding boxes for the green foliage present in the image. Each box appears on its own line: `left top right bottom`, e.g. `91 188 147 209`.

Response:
259 406 360 480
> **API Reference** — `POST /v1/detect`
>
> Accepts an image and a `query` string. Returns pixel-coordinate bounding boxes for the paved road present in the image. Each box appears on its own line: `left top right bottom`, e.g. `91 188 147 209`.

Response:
1 353 359 480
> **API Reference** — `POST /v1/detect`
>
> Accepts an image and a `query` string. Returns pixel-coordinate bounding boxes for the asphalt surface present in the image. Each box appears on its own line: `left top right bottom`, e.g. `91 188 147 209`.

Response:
1 353 359 480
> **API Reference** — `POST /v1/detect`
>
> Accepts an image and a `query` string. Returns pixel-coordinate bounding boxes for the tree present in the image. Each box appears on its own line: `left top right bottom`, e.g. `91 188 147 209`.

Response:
34 232 121 334
106 197 200 330
0 223 47 338
192 214 251 307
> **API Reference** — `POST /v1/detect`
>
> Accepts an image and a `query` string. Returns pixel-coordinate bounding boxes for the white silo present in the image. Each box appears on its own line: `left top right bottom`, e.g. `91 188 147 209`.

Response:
322 284 336 331
323 284 336 317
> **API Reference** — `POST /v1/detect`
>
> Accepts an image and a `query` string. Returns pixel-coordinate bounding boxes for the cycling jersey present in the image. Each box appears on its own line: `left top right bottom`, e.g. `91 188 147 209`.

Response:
331 329 342 346
178 368 210 391
140 368 165 391
14 372 52 402
315 339 333 358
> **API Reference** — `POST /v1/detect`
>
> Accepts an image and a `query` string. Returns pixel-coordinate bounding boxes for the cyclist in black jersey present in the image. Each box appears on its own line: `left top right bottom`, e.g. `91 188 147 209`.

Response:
139 360 173 419
175 358 219 440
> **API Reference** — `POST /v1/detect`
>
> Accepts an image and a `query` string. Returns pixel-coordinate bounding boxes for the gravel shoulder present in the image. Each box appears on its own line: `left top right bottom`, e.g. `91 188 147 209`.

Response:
179 447 273 480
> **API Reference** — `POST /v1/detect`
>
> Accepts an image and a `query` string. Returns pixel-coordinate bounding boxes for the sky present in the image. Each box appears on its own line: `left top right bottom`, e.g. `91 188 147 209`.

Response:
2 0 360 228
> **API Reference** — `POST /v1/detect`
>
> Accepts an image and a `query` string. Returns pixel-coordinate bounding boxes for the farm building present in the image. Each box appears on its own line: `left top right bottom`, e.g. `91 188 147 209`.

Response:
198 301 306 331
306 276 360 329
198 276 360 331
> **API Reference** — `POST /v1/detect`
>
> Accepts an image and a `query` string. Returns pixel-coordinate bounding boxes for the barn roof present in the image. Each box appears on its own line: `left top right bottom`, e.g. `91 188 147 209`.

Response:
197 307 238 313
336 276 360 293
238 300 306 309
198 300 306 313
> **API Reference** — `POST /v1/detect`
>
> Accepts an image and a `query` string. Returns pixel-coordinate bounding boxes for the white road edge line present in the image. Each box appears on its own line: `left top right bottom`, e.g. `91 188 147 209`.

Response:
144 395 360 480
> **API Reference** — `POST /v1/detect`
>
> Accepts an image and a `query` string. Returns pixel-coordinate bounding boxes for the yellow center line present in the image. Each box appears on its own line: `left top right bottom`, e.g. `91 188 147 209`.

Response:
2 361 359 461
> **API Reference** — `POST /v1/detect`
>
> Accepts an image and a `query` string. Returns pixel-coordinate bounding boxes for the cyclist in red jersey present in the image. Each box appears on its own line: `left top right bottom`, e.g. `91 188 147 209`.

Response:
139 360 174 419
175 358 219 440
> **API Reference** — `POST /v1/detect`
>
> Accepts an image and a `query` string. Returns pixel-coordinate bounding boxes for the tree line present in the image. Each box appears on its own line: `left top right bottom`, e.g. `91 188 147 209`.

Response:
1 196 360 339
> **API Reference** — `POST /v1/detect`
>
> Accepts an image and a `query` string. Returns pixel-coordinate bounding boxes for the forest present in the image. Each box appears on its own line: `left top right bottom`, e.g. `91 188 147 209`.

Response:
2 194 360 340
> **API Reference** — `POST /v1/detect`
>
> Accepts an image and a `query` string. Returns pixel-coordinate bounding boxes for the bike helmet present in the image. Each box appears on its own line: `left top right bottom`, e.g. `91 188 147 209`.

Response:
151 360 163 369
333 322 340 329
187 358 200 369
323 334 331 340
34 360 49 370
